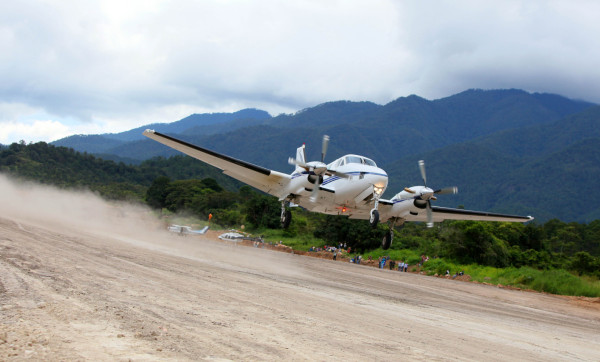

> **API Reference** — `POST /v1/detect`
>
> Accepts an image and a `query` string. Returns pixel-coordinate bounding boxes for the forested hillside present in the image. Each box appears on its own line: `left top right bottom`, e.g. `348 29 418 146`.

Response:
378 105 600 222
0 141 241 200
385 136 600 222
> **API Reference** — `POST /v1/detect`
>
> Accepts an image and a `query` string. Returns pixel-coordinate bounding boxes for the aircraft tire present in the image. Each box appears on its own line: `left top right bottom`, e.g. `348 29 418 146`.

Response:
281 209 292 229
369 209 379 228
382 230 393 250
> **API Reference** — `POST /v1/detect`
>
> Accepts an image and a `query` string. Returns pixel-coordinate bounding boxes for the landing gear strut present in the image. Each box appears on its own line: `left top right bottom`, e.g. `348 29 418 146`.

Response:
281 201 292 229
369 190 381 228
381 218 404 250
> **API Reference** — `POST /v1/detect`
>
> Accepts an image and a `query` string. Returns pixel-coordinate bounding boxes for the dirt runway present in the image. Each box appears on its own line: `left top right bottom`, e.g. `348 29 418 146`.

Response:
1 175 599 361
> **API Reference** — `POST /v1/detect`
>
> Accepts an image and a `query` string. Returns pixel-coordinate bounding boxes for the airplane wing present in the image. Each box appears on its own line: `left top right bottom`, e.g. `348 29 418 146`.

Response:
143 130 291 197
375 200 533 223
423 206 532 222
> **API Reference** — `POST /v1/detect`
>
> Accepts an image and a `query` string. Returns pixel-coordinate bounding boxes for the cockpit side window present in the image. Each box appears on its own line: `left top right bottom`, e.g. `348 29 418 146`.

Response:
364 158 377 167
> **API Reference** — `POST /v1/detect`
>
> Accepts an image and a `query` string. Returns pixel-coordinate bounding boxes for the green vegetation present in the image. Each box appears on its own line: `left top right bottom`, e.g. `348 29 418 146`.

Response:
1 141 599 297
418 263 600 297
0 141 241 201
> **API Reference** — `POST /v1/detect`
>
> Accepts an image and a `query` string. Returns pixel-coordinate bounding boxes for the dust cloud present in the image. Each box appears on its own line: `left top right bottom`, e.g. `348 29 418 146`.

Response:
0 173 305 279
0 173 163 238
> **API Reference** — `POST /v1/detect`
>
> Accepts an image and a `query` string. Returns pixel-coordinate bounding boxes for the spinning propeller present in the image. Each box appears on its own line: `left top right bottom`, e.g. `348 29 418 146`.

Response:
404 160 458 227
288 135 348 202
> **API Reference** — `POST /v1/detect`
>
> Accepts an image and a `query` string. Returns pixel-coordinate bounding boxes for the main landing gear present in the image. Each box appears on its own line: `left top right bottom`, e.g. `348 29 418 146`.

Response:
281 201 292 229
382 229 393 250
381 218 404 250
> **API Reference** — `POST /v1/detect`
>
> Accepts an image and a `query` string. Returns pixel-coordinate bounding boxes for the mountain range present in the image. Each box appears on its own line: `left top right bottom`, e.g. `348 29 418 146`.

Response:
51 89 599 222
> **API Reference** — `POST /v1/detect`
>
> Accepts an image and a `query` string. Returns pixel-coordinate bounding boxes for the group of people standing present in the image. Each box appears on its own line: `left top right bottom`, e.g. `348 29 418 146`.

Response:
397 261 409 272
377 257 409 272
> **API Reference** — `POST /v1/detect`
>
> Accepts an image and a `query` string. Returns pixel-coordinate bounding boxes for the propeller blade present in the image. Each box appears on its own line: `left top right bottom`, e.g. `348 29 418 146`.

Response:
288 157 309 170
321 135 330 162
435 186 458 195
418 160 427 186
426 200 434 228
404 187 416 194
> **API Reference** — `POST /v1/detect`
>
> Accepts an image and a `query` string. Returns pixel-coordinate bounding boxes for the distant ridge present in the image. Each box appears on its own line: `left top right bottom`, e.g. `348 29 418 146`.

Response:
52 108 271 154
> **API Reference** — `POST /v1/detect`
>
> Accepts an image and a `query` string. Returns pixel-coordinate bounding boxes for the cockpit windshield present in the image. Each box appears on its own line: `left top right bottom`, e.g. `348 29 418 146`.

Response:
345 156 363 164
343 155 377 167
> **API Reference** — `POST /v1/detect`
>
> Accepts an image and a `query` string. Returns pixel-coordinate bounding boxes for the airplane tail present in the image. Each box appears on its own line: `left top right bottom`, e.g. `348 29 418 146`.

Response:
294 144 306 171
191 226 209 234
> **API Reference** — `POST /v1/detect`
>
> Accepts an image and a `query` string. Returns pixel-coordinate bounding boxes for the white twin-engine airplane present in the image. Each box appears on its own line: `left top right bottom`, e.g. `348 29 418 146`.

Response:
143 131 533 250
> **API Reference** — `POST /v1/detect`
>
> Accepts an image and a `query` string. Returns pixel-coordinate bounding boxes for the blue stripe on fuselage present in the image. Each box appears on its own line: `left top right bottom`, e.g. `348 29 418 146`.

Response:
291 171 388 185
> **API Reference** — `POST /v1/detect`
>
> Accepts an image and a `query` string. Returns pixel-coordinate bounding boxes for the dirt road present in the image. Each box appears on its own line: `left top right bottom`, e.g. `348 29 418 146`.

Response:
1 176 599 361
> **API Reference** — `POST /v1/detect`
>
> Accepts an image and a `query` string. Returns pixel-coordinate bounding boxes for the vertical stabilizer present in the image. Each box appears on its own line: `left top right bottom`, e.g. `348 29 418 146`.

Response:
295 144 306 171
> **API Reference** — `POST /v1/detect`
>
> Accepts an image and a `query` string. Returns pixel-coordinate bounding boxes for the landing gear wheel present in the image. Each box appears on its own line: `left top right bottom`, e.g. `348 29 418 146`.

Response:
369 209 379 228
281 209 292 229
382 230 393 250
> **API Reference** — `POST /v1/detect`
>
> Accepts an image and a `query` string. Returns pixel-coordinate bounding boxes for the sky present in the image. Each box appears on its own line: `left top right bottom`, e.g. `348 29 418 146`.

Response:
1 0 600 144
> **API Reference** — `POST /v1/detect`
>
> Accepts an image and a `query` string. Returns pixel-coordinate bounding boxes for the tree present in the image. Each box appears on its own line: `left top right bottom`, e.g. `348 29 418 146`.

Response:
441 221 503 265
146 176 171 209
570 252 597 276
164 179 208 212
243 194 280 229
200 177 224 192
190 190 239 217
313 215 380 252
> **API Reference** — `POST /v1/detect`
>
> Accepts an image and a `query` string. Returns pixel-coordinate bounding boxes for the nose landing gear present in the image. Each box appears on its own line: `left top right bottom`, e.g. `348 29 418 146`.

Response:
369 209 379 228
369 189 382 228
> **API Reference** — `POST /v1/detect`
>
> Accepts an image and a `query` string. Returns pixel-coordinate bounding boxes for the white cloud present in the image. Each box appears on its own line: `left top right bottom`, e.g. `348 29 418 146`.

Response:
1 0 599 144
2 119 70 144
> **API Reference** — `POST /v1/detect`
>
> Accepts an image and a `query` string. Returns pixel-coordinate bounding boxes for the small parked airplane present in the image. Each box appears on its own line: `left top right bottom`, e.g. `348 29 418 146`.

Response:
144 130 533 249
168 225 209 235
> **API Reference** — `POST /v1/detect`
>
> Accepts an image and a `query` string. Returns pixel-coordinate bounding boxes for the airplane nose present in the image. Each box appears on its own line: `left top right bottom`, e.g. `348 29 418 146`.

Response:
373 170 388 191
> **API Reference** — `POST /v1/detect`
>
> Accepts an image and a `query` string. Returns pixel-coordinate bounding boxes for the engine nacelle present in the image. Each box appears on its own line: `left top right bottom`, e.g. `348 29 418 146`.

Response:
307 174 323 185
391 186 430 210
413 199 427 209
391 186 426 201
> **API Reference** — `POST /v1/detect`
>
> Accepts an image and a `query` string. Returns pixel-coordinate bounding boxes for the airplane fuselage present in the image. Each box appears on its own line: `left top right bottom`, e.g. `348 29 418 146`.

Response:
284 154 388 215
